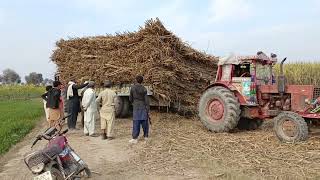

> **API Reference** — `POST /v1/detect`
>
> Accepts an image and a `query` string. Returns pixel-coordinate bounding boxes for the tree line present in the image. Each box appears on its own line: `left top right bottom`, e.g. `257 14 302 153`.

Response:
0 68 53 85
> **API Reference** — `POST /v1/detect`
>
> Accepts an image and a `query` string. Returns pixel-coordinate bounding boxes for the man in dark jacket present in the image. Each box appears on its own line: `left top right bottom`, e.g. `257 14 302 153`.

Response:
66 79 89 130
128 75 150 144
42 81 62 127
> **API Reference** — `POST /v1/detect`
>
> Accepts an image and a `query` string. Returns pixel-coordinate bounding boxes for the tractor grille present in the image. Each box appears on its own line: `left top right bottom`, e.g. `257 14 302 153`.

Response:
314 87 320 99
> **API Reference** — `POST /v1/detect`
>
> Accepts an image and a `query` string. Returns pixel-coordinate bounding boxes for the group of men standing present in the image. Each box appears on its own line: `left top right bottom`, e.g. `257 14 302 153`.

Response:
42 75 150 143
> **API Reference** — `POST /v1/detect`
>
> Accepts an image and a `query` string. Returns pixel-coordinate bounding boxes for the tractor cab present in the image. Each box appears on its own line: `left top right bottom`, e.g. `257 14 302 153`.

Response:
215 52 277 105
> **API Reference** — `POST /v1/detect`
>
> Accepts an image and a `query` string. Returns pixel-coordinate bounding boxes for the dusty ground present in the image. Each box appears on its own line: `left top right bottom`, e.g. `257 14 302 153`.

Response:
1 112 320 180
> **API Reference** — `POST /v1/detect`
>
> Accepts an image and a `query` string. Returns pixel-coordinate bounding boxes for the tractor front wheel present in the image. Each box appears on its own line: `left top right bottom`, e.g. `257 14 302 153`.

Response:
198 86 240 132
274 112 308 142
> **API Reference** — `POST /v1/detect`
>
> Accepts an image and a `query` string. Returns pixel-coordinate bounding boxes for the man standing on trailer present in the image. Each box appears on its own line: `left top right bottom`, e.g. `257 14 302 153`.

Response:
128 75 150 144
96 80 117 140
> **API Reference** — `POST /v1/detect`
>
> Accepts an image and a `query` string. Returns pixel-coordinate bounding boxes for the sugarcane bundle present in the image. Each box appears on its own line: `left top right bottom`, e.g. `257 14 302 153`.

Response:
51 18 218 112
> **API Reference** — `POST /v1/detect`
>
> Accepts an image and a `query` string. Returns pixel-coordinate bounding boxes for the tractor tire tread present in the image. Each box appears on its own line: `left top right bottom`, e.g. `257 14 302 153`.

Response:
274 111 308 142
199 86 240 132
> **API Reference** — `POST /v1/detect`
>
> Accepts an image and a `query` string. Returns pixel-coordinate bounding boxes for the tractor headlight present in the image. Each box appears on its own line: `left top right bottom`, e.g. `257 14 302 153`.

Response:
30 162 45 173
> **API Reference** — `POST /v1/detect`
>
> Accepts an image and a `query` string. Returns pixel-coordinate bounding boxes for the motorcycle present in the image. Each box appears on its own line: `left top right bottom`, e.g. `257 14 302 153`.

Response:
24 115 92 180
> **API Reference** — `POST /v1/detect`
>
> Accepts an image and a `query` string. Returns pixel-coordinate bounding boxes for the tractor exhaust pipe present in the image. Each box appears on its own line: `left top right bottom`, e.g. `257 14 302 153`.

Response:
278 57 287 94
280 57 287 76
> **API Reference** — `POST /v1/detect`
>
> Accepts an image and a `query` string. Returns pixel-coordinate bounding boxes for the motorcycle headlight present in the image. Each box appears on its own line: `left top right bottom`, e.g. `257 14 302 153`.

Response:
30 162 45 173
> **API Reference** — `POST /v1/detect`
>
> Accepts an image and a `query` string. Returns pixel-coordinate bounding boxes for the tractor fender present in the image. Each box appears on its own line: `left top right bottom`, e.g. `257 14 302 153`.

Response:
205 82 247 105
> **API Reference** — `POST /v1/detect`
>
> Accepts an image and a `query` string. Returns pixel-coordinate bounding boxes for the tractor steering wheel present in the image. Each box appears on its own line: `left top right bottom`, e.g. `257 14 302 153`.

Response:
240 72 250 77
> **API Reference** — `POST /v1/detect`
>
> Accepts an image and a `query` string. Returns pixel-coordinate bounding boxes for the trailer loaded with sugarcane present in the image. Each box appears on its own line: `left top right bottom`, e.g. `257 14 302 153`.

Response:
51 18 218 117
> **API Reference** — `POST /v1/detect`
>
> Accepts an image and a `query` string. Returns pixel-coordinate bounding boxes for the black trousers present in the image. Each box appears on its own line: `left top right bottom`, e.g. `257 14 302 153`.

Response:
67 98 80 129
68 110 78 129
132 120 149 139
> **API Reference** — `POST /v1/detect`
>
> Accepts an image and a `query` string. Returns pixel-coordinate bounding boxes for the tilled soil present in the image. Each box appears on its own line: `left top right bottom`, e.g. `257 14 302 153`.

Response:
1 112 320 180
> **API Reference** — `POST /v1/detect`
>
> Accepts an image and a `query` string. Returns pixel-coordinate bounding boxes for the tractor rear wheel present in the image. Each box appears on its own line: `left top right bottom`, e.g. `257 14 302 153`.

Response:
198 86 241 132
274 112 308 142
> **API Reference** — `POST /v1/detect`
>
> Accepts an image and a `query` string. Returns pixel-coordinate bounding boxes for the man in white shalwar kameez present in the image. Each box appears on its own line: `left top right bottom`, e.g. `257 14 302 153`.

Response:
81 82 97 136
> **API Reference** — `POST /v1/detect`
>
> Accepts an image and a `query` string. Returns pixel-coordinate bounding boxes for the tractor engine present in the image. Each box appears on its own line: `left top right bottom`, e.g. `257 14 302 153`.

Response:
259 93 291 116
269 95 291 111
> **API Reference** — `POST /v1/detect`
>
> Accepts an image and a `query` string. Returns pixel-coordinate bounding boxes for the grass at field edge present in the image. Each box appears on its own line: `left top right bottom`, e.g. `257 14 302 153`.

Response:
0 99 44 155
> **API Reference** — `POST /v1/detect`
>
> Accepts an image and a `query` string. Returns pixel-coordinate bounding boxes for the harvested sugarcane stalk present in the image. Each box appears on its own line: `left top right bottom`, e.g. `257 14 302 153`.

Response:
51 18 218 112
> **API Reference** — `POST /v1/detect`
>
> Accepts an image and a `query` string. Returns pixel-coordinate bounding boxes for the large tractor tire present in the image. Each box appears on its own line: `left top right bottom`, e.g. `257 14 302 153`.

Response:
120 97 130 118
115 96 123 118
274 112 308 142
198 86 241 132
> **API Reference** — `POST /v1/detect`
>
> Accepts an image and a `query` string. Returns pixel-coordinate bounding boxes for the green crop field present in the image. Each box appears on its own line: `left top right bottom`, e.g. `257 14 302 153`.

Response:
0 85 44 100
0 85 44 155
274 62 320 86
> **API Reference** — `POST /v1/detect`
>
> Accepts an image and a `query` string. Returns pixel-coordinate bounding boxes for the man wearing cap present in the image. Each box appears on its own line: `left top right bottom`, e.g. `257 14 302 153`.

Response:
96 80 117 140
81 81 97 136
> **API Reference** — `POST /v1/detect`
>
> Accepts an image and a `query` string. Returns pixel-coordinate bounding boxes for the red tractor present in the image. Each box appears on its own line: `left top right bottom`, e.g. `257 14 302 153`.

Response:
198 52 320 142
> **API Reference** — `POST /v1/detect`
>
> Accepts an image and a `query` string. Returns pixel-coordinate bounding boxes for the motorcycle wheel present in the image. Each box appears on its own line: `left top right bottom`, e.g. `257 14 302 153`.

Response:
84 167 92 178
51 167 64 180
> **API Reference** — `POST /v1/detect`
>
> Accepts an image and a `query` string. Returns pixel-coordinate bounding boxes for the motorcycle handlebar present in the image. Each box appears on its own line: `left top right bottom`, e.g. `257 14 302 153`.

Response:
60 129 68 135
55 114 71 128
31 115 70 148
31 136 41 148
63 114 71 120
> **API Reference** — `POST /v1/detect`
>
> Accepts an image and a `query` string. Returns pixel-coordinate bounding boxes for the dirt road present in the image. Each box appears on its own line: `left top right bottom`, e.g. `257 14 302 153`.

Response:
0 114 204 180
2 112 320 180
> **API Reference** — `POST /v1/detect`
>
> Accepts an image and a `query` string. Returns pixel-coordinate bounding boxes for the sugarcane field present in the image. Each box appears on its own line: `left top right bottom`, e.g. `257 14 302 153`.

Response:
1 1 320 180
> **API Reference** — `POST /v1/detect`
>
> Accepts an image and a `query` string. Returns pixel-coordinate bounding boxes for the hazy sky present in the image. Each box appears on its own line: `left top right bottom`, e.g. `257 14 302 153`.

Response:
0 0 320 80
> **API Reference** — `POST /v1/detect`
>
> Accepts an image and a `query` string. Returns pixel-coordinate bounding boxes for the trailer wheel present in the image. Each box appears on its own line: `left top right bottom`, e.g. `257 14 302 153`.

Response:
198 86 240 132
120 97 130 118
274 112 308 142
115 96 123 118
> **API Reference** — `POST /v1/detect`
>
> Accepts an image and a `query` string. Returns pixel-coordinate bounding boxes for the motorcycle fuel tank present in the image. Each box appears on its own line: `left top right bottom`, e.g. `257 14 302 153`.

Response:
48 136 67 150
